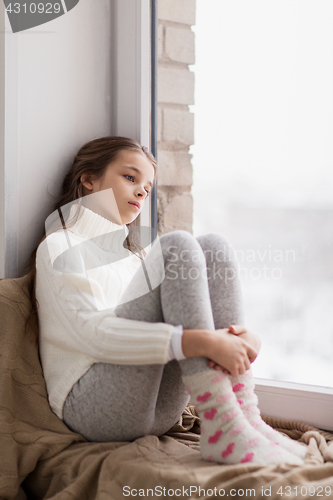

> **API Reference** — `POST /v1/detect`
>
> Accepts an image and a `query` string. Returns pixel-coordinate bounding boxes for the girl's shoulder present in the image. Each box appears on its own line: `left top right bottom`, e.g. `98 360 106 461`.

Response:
36 229 82 268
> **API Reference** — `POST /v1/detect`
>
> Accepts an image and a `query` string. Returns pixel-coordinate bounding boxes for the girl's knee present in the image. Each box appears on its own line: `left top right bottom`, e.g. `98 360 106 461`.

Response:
196 233 238 266
160 230 202 253
159 230 206 266
160 229 195 244
196 232 230 249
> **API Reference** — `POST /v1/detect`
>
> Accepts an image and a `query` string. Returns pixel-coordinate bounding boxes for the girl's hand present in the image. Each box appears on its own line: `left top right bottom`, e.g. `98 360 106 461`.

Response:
207 328 256 377
208 325 244 372
228 324 247 335
207 360 230 373
208 325 259 374
181 326 259 376
229 324 261 359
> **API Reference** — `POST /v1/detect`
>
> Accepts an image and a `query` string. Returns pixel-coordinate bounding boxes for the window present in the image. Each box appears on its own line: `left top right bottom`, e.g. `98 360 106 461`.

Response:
191 0 333 428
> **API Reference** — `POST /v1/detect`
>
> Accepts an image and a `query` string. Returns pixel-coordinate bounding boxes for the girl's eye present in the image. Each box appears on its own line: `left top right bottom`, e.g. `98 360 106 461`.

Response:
125 174 150 196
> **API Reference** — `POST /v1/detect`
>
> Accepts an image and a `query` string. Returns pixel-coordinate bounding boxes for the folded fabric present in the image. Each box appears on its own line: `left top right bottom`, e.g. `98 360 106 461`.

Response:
1 276 333 500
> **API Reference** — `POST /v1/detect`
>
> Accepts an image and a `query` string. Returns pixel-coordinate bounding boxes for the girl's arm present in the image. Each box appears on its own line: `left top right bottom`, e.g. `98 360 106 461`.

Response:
181 328 258 377
38 233 258 374
37 235 175 366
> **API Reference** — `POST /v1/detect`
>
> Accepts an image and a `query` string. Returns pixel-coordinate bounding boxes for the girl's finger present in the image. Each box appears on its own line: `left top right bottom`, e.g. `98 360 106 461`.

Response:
228 324 247 335
208 359 228 372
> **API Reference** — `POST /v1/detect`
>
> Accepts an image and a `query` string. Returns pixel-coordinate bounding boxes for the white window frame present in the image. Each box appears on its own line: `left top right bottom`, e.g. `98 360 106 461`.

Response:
254 379 333 432
112 0 152 231
0 3 19 279
0 2 4 279
112 0 150 147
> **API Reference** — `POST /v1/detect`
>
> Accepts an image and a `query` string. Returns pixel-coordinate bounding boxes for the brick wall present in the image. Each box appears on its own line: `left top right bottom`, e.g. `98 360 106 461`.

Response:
157 0 195 235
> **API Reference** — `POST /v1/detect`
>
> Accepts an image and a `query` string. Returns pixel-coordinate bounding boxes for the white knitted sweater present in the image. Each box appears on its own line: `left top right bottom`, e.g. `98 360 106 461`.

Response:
36 205 178 419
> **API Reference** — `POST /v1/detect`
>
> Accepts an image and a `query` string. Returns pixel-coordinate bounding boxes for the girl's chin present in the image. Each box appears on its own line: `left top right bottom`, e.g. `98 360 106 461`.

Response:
121 214 140 225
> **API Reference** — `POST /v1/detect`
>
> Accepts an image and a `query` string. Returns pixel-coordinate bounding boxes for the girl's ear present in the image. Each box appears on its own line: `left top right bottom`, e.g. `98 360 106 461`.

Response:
80 172 94 191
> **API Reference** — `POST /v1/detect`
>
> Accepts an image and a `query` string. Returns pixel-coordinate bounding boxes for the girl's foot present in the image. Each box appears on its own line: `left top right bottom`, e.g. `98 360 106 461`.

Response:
229 369 307 460
183 370 304 465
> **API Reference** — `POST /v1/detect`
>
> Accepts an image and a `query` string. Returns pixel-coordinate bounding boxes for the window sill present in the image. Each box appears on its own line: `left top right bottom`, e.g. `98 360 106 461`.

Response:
254 378 333 432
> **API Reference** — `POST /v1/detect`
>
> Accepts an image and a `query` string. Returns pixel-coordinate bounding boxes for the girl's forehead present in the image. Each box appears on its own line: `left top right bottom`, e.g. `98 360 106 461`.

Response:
117 149 148 162
115 150 155 175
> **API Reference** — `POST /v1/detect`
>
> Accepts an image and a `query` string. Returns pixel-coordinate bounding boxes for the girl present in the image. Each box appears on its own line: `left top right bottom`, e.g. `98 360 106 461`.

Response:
27 136 306 465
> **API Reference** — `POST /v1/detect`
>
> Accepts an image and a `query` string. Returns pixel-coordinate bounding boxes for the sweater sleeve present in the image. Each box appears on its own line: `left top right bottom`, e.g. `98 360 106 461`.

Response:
36 234 174 366
167 325 186 361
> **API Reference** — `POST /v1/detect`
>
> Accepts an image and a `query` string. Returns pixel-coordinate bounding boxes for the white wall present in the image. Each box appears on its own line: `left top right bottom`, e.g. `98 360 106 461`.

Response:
0 0 152 278
1 0 114 278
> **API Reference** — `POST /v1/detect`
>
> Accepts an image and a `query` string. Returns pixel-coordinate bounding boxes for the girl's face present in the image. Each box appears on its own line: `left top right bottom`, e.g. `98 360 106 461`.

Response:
81 150 155 225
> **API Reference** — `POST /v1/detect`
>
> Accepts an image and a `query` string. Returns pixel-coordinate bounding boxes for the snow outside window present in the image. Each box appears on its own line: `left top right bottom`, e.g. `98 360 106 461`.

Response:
191 0 333 390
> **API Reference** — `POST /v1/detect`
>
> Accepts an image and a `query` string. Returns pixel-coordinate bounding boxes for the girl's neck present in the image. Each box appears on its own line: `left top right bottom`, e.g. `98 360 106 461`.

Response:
65 204 129 252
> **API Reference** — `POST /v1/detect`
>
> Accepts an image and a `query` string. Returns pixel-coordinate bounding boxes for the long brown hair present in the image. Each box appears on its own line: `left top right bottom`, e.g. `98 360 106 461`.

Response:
23 136 157 341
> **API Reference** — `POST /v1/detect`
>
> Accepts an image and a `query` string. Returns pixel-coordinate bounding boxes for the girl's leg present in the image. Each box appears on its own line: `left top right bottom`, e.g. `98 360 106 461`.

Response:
63 229 212 442
116 230 302 464
196 233 306 459
196 233 245 327
227 370 307 458
63 361 169 442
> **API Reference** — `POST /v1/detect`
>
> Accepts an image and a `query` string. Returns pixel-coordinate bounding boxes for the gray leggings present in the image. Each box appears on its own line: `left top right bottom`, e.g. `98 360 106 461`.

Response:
63 230 244 442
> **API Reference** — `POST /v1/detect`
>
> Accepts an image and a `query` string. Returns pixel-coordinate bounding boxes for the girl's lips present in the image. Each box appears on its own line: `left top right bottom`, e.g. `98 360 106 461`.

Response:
128 202 140 210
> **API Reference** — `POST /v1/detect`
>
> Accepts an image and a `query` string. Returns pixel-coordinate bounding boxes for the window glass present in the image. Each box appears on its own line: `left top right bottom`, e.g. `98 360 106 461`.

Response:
191 0 333 386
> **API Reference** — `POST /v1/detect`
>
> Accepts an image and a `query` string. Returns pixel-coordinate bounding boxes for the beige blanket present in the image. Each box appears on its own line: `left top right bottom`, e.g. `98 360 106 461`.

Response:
1 277 333 500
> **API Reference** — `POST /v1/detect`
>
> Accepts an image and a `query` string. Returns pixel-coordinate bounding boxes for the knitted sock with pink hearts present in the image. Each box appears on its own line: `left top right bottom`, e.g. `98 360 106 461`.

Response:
182 369 304 465
229 369 307 459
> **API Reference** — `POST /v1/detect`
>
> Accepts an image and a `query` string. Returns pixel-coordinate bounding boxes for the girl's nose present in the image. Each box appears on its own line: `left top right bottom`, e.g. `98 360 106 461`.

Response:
135 186 146 198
